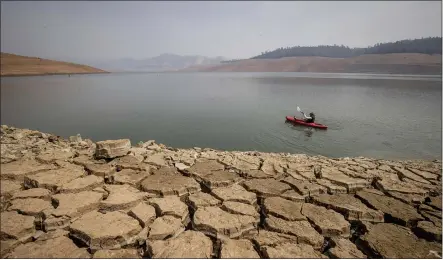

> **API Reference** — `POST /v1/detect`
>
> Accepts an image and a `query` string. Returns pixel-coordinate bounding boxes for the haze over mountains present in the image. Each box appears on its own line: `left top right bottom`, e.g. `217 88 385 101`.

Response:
87 53 226 72
2 37 442 76
83 37 442 75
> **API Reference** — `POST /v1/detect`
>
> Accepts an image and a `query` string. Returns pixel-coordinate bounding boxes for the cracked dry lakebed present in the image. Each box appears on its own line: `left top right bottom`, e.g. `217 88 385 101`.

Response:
0 125 442 258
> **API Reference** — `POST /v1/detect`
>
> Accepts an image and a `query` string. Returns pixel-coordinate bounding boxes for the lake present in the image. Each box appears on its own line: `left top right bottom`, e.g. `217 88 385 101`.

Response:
1 72 441 160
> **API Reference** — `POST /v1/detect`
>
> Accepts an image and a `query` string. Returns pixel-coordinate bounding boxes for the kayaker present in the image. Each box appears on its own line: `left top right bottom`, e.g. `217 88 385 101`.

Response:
302 112 315 123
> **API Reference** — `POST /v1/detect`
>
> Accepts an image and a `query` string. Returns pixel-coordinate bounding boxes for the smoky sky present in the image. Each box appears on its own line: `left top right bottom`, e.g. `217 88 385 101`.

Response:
1 1 441 61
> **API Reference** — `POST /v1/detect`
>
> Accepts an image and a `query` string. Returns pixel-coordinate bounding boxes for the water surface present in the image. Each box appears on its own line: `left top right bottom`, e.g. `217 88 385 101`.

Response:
1 72 441 160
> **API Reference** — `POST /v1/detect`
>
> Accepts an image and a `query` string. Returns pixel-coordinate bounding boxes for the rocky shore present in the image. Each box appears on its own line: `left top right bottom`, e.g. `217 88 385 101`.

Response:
0 125 442 258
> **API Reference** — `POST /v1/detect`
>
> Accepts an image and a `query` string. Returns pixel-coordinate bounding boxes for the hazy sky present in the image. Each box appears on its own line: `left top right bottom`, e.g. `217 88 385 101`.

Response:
1 1 441 61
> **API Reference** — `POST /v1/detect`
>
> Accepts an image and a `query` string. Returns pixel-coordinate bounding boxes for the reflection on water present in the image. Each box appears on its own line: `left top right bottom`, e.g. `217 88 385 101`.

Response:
284 120 319 138
304 129 314 138
253 76 441 88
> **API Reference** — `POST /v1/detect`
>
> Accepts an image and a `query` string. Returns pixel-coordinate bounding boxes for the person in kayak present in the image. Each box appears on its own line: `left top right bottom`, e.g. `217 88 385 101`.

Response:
301 112 315 123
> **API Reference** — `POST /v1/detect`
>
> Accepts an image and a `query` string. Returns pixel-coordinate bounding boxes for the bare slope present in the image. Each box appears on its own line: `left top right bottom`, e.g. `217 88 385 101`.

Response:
181 54 442 74
1 53 107 76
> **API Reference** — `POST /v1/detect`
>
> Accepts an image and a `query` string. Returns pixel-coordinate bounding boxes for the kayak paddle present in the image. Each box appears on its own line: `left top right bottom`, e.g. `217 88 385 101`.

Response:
297 106 303 114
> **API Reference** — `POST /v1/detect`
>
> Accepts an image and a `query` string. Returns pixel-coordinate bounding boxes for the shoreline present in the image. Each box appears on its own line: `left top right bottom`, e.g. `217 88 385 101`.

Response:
0 125 442 258
178 70 443 76
1 125 440 167
1 71 110 78
180 53 442 75
2 70 442 77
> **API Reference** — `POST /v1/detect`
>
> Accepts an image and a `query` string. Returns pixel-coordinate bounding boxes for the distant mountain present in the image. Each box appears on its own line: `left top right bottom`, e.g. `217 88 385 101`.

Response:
91 54 226 72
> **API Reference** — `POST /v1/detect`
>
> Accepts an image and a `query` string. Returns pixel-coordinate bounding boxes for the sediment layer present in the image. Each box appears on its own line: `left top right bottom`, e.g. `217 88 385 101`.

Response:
0 125 441 258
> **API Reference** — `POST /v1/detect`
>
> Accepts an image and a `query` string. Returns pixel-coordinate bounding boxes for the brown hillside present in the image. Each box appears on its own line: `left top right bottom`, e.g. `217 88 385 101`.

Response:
1 53 107 76
182 53 442 74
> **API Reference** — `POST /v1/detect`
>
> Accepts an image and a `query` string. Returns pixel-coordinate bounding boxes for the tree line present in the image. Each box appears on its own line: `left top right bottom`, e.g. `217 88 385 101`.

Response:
251 37 442 59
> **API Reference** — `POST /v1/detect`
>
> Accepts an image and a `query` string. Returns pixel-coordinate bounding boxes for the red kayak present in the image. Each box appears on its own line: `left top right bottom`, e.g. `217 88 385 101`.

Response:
285 116 328 129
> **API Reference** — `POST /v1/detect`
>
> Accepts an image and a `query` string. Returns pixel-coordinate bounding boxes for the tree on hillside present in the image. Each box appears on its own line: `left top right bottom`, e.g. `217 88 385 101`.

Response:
251 37 442 59
363 37 442 55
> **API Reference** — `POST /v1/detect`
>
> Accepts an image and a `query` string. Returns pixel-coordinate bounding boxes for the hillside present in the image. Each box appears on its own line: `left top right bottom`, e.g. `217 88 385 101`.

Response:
181 53 442 74
182 37 442 74
0 53 107 76
252 37 442 59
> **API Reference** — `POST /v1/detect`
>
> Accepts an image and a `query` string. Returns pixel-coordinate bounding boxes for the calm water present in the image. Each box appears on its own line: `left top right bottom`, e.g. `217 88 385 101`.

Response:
1 72 441 160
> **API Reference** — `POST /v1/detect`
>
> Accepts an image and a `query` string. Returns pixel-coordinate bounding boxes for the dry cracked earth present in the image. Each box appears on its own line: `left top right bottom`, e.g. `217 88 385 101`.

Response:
0 125 442 258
